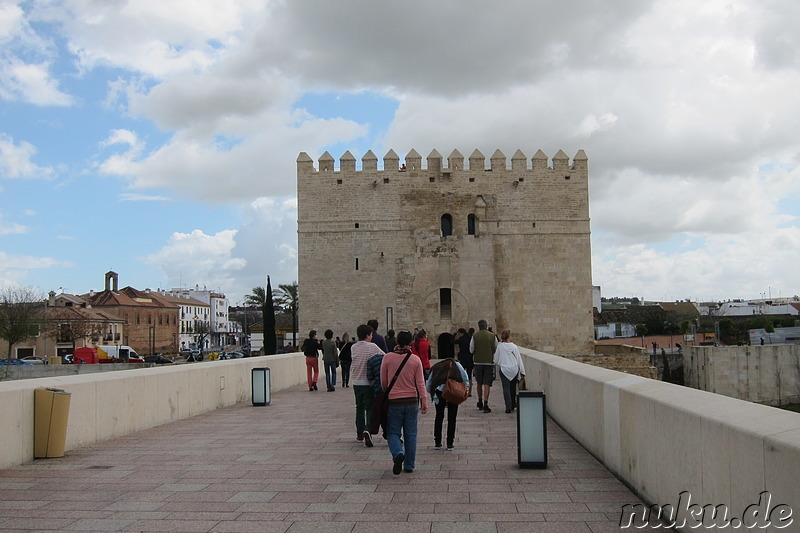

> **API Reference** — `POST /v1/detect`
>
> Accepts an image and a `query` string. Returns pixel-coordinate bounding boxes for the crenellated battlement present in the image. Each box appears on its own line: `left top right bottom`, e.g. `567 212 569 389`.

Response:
297 148 588 174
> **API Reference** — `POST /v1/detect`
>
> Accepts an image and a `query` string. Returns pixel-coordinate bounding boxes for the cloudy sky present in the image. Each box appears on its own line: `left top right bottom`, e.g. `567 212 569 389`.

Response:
1 0 799 304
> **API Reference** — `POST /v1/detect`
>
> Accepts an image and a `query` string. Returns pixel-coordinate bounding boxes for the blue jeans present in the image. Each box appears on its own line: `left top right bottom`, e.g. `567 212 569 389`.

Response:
324 360 338 389
386 403 419 470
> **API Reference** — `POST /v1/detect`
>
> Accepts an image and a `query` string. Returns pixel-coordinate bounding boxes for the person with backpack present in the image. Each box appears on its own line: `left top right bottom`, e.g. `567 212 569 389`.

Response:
427 357 469 451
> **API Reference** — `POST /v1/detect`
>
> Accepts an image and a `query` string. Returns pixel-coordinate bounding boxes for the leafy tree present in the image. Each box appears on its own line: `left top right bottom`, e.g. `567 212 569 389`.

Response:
0 286 45 362
263 277 276 355
273 281 298 347
718 318 735 344
635 323 648 348
193 320 211 354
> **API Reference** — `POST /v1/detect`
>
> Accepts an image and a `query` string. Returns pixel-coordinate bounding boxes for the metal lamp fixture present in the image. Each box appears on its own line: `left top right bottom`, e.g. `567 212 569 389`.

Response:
252 367 271 406
517 391 547 468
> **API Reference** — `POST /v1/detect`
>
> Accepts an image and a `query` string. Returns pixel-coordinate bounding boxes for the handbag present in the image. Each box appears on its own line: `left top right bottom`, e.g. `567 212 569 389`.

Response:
368 352 412 435
441 360 468 405
518 375 527 391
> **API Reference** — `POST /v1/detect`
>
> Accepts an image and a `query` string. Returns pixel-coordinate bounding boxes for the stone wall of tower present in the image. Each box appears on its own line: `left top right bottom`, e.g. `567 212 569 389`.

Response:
297 148 594 355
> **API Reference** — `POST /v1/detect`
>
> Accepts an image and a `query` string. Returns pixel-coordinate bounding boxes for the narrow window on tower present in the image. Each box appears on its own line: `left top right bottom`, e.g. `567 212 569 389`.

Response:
355 258 359 271
441 214 453 237
467 214 478 236
440 288 452 319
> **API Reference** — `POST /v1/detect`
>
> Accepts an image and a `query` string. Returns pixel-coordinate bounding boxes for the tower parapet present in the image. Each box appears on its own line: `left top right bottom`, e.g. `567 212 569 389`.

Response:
296 148 588 173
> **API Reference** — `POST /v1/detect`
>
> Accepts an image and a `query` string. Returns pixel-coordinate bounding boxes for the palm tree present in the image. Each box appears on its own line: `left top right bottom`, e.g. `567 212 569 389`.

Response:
245 286 267 308
273 281 298 347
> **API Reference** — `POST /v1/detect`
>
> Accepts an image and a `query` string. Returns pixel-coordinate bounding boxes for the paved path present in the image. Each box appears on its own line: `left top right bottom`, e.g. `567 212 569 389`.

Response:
0 384 643 532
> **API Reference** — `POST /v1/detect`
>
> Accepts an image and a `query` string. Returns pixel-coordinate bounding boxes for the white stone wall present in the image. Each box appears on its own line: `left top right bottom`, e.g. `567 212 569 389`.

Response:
685 345 800 405
522 348 800 528
297 148 594 355
0 354 307 469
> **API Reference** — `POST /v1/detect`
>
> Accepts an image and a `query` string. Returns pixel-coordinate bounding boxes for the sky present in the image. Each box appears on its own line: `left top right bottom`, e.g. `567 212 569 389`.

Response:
1 0 799 305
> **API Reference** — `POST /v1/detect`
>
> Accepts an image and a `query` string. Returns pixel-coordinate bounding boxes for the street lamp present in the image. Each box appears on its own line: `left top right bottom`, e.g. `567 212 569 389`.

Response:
517 391 547 468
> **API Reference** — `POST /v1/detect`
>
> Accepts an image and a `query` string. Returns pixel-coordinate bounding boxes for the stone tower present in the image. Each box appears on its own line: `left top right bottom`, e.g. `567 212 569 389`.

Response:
297 147 594 355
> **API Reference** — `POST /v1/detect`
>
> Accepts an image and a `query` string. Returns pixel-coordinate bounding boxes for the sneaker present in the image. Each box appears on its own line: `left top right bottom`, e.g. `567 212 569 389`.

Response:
393 453 405 475
505 408 512 413
356 436 364 442
434 444 442 450
403 469 414 473
446 446 454 451
313 382 318 391
483 405 492 413
477 400 484 410
363 431 373 447
309 387 314 392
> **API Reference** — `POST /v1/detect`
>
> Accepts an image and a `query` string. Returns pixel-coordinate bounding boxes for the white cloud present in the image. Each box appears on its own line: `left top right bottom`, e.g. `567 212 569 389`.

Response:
6 0 800 302
0 133 54 179
0 211 27 234
0 2 72 106
118 193 168 202
594 225 800 301
37 0 264 78
143 229 246 293
0 59 73 105
143 196 298 301
0 251 72 291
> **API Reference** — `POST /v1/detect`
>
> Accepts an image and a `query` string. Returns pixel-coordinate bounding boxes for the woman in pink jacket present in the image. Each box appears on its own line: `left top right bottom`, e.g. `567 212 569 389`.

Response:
380 330 429 475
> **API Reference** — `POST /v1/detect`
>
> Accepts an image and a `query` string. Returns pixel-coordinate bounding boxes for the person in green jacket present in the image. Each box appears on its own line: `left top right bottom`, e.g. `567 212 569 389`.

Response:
321 329 339 392
470 319 498 413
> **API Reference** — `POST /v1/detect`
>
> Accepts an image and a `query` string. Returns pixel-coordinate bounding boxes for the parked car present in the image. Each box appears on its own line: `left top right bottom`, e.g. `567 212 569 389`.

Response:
0 359 32 365
144 354 174 364
181 349 203 362
62 354 73 364
21 356 45 365
227 351 245 359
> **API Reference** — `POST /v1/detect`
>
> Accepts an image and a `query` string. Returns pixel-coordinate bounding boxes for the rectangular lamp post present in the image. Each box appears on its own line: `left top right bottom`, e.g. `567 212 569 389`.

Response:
252 367 271 406
517 391 547 468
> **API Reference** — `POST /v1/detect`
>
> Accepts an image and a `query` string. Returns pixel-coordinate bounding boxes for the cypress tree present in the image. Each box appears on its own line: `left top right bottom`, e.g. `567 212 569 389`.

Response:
263 276 277 355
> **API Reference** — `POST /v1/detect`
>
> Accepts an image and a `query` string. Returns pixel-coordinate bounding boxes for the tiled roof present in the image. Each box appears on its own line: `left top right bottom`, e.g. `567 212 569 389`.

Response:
85 287 179 309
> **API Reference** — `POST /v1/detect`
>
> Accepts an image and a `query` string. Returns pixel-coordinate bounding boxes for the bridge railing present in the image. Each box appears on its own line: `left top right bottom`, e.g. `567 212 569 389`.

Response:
0 354 307 469
521 347 800 526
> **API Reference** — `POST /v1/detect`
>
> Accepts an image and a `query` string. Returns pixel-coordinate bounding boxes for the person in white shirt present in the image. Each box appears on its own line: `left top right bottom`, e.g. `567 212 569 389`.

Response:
492 330 526 413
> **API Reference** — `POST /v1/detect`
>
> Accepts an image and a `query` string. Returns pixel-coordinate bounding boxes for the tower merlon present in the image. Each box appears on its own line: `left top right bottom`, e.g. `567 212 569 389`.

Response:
296 148 588 173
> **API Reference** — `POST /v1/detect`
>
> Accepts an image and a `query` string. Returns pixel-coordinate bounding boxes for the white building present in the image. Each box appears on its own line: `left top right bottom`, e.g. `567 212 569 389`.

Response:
158 292 211 351
166 286 232 348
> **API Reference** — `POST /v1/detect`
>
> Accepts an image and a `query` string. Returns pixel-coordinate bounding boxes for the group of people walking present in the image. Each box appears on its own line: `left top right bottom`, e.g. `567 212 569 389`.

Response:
301 319 526 475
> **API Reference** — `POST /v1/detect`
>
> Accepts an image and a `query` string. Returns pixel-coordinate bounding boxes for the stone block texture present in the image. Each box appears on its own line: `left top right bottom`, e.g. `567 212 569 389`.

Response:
297 148 594 355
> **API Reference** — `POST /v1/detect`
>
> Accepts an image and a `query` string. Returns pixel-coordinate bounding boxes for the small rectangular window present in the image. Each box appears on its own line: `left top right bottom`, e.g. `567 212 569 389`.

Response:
355 258 359 271
355 223 360 228
440 288 452 319
337 179 342 184
469 177 475 183
384 178 390 184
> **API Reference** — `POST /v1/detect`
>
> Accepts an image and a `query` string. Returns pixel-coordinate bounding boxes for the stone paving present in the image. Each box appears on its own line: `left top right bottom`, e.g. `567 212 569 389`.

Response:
0 384 643 532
